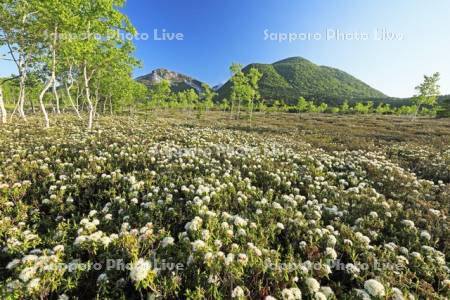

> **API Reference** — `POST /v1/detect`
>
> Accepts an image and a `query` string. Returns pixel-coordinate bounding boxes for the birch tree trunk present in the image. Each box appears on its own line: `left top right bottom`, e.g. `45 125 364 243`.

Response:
76 84 82 112
83 62 94 130
64 65 81 119
65 83 81 119
37 26 58 128
109 95 113 115
17 56 27 119
0 86 7 124
53 79 61 114
38 79 52 128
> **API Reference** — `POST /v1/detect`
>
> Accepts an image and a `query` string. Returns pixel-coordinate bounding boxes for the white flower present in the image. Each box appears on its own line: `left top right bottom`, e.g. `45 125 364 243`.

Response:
276 222 285 230
225 253 235 266
130 258 152 283
6 259 21 270
234 216 247 227
101 236 111 247
265 296 277 300
429 209 440 216
204 252 213 261
327 235 337 247
53 245 65 252
420 231 431 241
281 288 293 300
185 216 203 231
442 279 450 288
237 253 248 265
272 202 283 209
191 240 206 252
364 279 385 297
305 277 320 293
369 211 378 218
161 236 175 248
401 220 415 229
231 286 244 298
314 292 327 300
320 286 334 298
208 274 219 285
291 288 302 299
355 232 370 245
19 267 36 282
392 288 405 300
26 278 40 292
325 247 337 260
281 287 302 300
354 289 371 300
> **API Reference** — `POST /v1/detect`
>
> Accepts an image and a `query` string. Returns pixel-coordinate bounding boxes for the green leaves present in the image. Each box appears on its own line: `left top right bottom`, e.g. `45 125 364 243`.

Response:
414 73 440 107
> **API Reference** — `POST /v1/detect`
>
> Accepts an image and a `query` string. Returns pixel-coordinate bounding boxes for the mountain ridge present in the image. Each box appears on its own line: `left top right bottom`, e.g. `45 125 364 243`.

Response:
136 68 205 93
136 57 388 105
216 56 387 104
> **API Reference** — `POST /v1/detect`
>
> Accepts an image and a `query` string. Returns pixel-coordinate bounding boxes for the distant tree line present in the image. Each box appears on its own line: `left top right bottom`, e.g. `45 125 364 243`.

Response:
143 70 448 119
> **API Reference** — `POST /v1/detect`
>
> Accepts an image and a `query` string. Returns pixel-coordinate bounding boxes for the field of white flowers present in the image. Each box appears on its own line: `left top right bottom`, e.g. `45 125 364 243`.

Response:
0 115 449 299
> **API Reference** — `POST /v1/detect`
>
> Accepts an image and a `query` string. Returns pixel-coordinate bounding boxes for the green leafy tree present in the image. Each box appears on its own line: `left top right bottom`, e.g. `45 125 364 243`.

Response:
295 96 309 115
200 83 216 115
247 67 262 122
330 107 340 113
316 102 328 113
396 105 417 115
219 98 229 112
186 89 198 112
307 100 317 112
354 101 373 114
412 72 440 119
149 80 171 109
340 100 350 114
0 0 39 119
375 103 392 115
229 63 252 119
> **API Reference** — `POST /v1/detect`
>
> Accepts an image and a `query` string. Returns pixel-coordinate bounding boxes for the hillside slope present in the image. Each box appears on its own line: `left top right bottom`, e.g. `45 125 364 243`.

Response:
217 57 386 104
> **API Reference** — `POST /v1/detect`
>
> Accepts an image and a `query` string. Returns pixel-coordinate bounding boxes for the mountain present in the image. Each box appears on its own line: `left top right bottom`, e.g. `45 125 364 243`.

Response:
136 68 205 93
216 57 386 105
212 83 224 91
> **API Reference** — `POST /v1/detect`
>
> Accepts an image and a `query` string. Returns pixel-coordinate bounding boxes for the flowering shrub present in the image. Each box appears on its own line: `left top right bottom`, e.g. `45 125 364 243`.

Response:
0 117 449 299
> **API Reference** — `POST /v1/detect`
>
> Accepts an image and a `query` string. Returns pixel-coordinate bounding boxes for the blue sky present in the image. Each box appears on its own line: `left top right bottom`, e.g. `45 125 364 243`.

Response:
1 0 450 97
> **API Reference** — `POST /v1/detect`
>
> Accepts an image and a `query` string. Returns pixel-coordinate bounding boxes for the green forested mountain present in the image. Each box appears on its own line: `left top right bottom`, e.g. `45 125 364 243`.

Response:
217 57 386 104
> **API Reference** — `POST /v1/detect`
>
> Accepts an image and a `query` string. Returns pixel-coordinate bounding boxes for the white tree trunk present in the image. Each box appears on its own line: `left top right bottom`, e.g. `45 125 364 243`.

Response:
64 65 81 119
65 83 81 119
37 26 58 129
109 95 113 115
38 79 52 128
18 56 27 119
52 27 60 114
83 62 94 130
53 80 61 114
0 86 7 124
